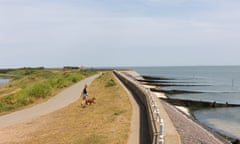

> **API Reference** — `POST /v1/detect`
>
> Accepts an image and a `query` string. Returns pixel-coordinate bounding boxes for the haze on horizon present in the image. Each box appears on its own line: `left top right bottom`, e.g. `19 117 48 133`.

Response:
1 0 240 68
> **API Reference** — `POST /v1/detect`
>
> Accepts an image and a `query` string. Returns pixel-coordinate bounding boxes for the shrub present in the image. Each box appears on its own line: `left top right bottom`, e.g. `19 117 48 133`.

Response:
25 82 51 98
56 78 68 88
71 77 78 83
105 79 116 87
17 96 33 105
3 95 16 105
67 73 82 83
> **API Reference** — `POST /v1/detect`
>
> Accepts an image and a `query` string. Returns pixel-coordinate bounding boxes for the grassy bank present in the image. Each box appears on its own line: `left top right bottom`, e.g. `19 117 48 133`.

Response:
0 68 96 115
2 71 132 144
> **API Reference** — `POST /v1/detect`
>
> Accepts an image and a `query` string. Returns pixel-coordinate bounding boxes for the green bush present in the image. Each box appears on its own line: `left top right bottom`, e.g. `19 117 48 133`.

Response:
17 95 33 105
48 77 59 88
25 83 51 98
105 79 116 87
3 95 16 105
67 74 82 83
56 78 68 88
0 102 17 112
71 77 78 83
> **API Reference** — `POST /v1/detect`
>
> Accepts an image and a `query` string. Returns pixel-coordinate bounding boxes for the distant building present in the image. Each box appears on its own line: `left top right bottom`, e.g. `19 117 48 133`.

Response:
63 66 85 70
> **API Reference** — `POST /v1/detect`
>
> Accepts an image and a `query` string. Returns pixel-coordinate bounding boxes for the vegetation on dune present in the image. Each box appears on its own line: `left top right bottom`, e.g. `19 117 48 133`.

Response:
0 68 96 114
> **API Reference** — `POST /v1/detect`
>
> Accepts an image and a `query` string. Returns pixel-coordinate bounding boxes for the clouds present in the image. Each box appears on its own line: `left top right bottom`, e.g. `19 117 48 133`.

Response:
0 0 240 68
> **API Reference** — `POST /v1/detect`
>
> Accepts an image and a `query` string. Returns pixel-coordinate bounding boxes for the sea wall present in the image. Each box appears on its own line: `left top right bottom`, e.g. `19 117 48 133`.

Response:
114 70 181 144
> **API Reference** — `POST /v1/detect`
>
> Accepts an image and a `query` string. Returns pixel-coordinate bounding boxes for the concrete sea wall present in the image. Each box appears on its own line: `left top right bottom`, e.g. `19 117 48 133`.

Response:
114 70 181 144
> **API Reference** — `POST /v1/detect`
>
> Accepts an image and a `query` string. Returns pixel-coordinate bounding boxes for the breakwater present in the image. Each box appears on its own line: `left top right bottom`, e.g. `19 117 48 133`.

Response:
163 98 240 109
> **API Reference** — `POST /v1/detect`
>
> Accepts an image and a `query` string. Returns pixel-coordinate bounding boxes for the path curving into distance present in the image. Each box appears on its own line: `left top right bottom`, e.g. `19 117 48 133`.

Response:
0 74 99 129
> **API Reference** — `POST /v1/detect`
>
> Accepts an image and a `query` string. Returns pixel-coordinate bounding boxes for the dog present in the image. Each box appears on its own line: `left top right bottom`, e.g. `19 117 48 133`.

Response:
85 97 96 105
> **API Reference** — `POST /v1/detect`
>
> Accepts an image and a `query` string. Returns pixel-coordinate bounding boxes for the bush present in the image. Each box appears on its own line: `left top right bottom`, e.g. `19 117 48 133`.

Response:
105 79 116 87
17 96 33 105
3 95 16 105
25 82 51 98
67 74 82 83
56 78 68 88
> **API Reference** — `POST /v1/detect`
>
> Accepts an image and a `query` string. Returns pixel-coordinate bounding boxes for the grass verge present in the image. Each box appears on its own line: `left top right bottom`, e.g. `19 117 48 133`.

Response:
1 71 132 144
0 68 96 115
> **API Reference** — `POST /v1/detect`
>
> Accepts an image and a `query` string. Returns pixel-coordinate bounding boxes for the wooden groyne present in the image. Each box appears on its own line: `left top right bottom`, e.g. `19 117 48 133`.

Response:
150 87 240 109
163 98 240 109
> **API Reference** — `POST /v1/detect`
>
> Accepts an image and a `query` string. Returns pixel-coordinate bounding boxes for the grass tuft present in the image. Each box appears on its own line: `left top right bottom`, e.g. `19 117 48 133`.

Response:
105 79 116 87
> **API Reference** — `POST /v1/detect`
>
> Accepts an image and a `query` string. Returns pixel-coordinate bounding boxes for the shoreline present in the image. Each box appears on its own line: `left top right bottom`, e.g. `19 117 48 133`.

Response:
139 81 236 143
175 106 191 116
137 72 240 143
152 91 239 143
161 99 231 144
154 90 238 141
132 70 232 143
0 78 10 86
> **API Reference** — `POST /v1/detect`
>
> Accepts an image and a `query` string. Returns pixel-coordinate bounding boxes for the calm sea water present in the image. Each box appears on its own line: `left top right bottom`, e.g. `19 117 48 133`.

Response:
133 66 240 139
0 78 9 86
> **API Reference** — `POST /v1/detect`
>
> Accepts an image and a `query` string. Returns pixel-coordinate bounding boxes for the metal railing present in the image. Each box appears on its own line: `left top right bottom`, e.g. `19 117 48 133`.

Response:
146 88 164 144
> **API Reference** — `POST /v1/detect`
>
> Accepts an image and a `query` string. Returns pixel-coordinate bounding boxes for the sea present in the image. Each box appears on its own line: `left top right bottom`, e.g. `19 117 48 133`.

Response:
133 66 240 140
0 78 9 86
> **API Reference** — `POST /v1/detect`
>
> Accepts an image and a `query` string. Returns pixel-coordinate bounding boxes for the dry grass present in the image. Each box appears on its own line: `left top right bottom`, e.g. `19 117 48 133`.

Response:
0 71 132 144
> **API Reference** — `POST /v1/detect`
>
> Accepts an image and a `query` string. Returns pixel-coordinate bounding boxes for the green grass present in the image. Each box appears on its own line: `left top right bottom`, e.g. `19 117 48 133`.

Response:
105 79 116 87
4 71 132 144
0 68 96 114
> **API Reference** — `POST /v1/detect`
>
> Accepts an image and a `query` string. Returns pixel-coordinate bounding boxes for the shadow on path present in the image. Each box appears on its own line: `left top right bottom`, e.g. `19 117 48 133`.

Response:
127 86 151 144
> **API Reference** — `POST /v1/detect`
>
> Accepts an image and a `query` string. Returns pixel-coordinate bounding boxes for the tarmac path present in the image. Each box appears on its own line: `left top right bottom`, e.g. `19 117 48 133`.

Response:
0 74 99 129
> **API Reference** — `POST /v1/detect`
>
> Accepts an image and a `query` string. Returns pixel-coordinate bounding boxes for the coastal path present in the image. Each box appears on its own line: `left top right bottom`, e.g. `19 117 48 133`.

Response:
0 74 99 129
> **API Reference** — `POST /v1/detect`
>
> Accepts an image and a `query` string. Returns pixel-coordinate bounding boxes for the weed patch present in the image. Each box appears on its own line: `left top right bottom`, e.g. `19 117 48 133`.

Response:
105 79 116 87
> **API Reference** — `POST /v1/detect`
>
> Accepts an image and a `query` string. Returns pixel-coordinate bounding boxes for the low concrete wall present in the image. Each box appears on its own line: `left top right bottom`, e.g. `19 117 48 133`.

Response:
114 71 157 143
114 70 181 144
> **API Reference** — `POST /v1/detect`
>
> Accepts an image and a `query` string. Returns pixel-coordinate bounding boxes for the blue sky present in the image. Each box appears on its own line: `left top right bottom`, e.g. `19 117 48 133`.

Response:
0 0 240 68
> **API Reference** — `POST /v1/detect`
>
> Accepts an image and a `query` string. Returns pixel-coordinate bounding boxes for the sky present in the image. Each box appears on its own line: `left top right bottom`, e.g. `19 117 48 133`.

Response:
0 0 240 68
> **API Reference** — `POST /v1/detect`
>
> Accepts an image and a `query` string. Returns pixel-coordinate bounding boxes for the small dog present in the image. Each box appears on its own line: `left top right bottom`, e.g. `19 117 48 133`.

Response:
85 97 96 105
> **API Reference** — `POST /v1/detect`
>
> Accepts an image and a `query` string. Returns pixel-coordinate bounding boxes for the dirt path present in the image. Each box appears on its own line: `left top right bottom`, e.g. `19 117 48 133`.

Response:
0 74 99 129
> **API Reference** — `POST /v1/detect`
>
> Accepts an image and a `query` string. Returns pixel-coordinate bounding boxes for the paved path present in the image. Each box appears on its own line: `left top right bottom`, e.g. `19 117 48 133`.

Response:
0 74 99 129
